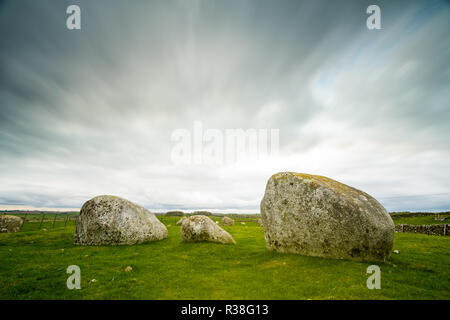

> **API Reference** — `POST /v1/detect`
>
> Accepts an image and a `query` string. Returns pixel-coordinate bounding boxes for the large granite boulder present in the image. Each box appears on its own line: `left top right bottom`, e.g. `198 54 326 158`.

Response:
181 215 235 244
74 195 168 245
0 215 23 233
221 216 234 226
260 172 394 262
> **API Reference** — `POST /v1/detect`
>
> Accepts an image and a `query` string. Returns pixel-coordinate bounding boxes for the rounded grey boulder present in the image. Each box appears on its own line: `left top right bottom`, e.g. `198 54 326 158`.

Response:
176 216 186 226
261 172 394 262
221 216 234 226
0 215 23 233
181 215 235 244
74 195 168 245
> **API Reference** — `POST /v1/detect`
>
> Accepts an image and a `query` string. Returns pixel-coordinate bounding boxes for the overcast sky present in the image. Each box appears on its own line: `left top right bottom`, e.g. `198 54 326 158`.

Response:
0 0 449 212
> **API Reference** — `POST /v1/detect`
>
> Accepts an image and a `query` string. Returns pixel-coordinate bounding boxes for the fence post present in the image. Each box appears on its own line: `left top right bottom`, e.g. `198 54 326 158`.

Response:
64 214 69 227
23 212 28 223
52 214 57 228
39 214 45 229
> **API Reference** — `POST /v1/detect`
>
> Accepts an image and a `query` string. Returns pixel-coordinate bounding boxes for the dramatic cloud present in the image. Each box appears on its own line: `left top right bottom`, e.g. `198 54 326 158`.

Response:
0 0 449 212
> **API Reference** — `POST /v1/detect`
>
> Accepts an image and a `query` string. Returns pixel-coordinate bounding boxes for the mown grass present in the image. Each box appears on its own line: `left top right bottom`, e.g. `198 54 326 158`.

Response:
0 216 449 300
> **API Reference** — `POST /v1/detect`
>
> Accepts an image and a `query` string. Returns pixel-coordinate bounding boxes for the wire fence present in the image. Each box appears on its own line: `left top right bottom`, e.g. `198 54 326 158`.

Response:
0 212 79 231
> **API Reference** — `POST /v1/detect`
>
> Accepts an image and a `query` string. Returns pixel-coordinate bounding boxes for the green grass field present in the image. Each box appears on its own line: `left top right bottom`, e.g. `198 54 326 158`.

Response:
0 216 449 300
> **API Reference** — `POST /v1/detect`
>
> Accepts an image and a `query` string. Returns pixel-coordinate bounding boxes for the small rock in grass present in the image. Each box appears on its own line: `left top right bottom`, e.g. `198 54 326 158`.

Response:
91 279 97 283
176 217 186 226
393 250 399 254
125 266 133 272
221 217 234 226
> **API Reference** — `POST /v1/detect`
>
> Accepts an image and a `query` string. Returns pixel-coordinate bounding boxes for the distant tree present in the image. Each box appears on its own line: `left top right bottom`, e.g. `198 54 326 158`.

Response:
193 211 212 216
166 211 184 216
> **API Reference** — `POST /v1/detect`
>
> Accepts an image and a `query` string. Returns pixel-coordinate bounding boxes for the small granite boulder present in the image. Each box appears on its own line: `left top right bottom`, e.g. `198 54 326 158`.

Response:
176 216 186 226
74 195 168 245
0 215 23 233
221 216 234 226
257 218 263 226
261 172 394 262
181 215 235 244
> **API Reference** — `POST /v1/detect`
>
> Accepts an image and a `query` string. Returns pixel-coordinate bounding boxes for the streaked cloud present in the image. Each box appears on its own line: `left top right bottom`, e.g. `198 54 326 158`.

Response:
0 0 449 212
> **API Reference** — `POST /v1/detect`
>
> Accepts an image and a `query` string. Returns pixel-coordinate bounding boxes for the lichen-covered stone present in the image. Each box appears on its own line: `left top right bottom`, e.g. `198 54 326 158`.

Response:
74 195 168 245
0 215 23 233
181 215 235 244
221 216 234 226
261 172 394 262
257 218 263 226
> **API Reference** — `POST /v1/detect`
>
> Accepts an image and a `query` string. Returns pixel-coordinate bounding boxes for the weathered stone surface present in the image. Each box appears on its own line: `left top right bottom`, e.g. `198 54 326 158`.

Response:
221 216 234 226
257 219 263 226
176 216 186 226
260 172 394 261
74 195 168 245
0 215 23 233
181 215 235 244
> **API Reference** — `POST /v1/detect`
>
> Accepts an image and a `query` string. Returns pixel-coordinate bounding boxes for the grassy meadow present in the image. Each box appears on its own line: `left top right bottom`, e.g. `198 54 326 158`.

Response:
0 215 449 300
